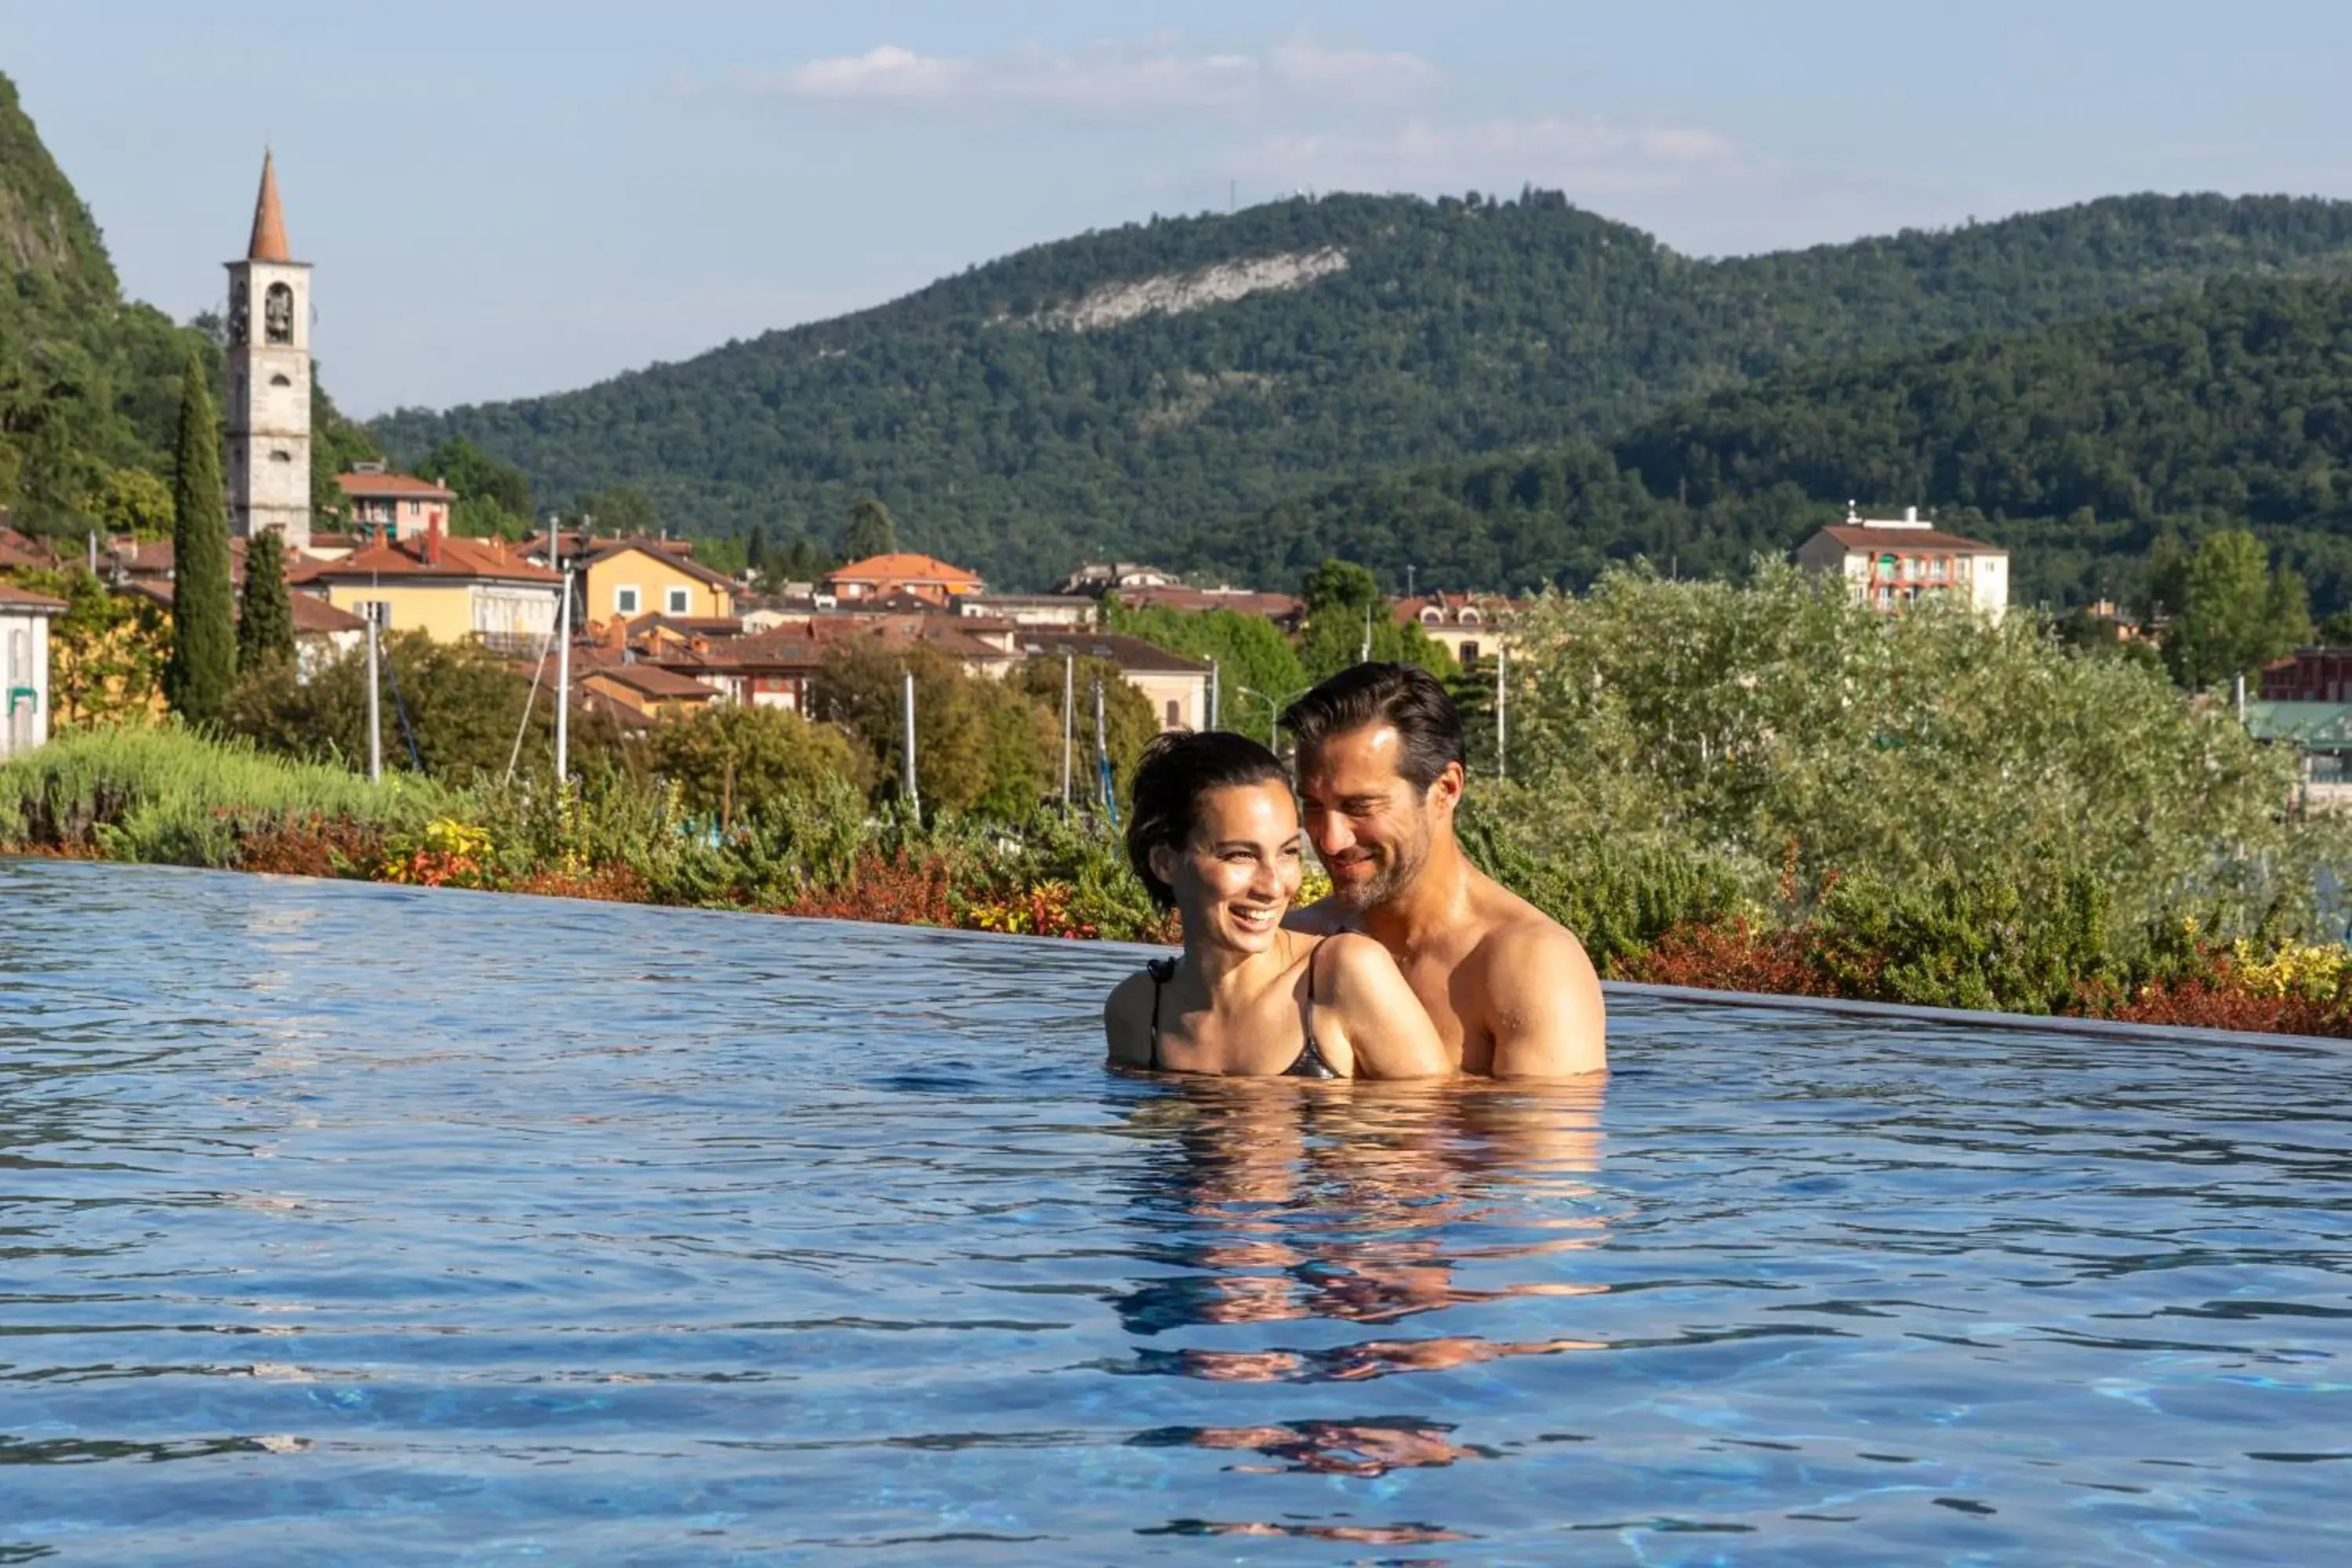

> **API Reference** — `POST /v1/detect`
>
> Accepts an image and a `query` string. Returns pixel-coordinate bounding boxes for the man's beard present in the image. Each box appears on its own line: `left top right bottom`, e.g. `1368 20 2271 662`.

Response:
1330 826 1430 911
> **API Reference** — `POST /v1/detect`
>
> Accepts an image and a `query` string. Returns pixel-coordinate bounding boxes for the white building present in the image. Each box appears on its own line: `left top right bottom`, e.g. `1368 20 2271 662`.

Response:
224 151 312 550
1795 506 2009 620
1 582 64 758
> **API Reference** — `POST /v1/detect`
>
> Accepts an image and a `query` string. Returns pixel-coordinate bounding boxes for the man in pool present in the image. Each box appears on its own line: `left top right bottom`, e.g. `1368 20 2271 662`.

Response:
1282 662 1607 1078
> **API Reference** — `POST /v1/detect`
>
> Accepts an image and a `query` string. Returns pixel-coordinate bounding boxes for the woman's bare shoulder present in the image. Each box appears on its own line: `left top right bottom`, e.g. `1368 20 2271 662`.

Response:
1104 966 1161 1066
1316 931 1407 991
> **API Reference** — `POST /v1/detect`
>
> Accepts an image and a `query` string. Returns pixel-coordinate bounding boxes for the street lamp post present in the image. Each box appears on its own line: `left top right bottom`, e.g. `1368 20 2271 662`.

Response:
1232 685 1311 753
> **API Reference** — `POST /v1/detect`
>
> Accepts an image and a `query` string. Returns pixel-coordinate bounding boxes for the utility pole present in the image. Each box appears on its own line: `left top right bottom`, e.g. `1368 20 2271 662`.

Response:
1360 601 1372 662
902 668 920 812
1060 648 1074 804
1092 677 1111 816
553 561 573 782
1496 643 1508 781
365 609 382 784
1406 564 1416 600
1206 657 1219 730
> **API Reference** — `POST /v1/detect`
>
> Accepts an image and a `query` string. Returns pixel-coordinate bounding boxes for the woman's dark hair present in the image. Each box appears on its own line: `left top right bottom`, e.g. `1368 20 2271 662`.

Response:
1279 662 1464 793
1124 730 1290 911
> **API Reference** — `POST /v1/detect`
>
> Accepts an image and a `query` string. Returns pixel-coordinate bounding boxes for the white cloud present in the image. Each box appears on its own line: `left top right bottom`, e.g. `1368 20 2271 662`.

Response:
782 45 975 102
743 35 1442 116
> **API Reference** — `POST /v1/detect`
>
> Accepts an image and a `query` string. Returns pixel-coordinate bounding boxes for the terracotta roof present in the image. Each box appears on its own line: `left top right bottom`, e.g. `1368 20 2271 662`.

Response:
1392 592 1526 626
1114 583 1305 622
248 151 291 263
0 531 57 571
0 581 66 612
659 613 1010 673
826 552 984 586
1014 632 1207 675
289 593 368 633
295 534 560 585
1813 524 2004 555
584 664 722 701
336 470 456 501
584 538 739 591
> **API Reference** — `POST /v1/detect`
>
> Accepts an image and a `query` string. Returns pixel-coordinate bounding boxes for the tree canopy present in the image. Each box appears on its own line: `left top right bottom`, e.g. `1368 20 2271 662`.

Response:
372 189 2352 588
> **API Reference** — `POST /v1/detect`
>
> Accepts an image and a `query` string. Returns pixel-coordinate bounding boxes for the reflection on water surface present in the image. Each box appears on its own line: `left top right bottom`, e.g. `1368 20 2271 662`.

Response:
3 859 2350 1565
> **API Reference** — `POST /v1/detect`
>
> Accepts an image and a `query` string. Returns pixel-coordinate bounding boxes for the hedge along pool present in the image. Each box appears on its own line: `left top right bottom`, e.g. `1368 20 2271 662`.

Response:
3 857 2349 1566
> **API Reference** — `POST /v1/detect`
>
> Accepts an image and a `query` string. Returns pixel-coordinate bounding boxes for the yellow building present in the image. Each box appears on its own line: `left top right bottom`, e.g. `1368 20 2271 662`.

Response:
578 539 738 628
292 532 561 650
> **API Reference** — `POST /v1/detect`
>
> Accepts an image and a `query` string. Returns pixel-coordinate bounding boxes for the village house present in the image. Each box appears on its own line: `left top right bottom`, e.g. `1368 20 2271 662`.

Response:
1109 581 1308 631
291 526 561 651
2261 647 2352 703
1015 632 1211 731
645 613 1020 712
823 552 985 607
336 464 456 543
114 578 366 680
1 580 64 758
956 593 1098 629
577 538 739 627
1795 506 2009 619
578 659 724 724
1392 593 1525 668
1058 561 1178 595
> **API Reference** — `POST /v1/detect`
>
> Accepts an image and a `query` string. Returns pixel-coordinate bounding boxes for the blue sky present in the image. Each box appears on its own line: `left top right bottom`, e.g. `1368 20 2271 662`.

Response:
8 1 2347 415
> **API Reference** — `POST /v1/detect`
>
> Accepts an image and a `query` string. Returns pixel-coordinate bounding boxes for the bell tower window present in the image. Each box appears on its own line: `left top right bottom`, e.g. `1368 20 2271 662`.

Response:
229 281 250 346
264 282 296 344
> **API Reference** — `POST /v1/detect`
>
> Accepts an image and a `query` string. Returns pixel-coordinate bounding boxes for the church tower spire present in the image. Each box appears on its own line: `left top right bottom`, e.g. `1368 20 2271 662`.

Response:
247 149 291 263
223 151 312 549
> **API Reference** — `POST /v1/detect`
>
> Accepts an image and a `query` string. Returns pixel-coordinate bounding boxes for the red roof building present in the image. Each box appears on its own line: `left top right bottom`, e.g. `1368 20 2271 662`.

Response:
823 552 985 607
336 466 458 544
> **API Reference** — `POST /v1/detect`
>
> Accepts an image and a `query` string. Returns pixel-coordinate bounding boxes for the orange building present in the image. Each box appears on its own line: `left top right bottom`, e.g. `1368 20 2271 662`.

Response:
337 466 457 543
823 552 984 607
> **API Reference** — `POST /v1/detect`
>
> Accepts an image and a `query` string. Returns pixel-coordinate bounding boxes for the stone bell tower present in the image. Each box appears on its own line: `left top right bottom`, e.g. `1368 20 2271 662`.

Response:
223 151 312 549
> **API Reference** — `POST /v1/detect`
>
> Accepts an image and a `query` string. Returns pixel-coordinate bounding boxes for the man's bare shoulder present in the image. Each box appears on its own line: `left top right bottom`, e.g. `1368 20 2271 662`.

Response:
1462 874 1607 1076
1283 897 1359 936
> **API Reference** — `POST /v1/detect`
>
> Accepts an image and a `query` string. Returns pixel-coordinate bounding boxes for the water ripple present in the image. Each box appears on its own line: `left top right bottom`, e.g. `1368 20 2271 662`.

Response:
2 858 2349 1564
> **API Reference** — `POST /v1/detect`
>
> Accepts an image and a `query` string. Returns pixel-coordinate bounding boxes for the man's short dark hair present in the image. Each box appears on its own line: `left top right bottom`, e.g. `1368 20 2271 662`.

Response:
1280 662 1464 793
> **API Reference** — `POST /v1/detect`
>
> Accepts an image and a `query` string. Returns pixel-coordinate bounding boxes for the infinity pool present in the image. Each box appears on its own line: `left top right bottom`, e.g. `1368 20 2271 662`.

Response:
4 858 2349 1564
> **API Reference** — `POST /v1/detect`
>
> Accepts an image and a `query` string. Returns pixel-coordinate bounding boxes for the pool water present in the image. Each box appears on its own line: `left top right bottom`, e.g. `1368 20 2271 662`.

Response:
4 858 2349 1565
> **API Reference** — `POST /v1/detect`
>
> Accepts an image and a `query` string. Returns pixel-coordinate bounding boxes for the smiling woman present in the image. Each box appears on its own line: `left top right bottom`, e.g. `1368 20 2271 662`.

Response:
1102 730 1450 1079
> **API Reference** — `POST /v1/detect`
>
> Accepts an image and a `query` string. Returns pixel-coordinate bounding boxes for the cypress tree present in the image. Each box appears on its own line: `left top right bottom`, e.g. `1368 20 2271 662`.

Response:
238 527 296 672
165 356 237 723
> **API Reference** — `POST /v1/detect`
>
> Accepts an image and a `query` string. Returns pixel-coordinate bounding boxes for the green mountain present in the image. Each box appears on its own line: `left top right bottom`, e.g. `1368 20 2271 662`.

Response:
1215 273 2352 612
0 71 206 530
376 188 2352 586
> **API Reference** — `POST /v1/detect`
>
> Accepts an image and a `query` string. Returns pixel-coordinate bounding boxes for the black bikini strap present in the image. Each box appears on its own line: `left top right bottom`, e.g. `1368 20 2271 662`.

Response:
1146 956 1175 1070
1301 937 1331 1043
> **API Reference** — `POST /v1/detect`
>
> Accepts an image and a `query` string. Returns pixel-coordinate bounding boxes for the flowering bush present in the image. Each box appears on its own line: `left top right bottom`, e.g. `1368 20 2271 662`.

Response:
378 818 499 890
966 881 1102 940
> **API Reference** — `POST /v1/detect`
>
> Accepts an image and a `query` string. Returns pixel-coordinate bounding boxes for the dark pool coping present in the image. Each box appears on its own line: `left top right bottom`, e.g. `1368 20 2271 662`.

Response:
1597 979 2345 1051
1085 935 2344 1052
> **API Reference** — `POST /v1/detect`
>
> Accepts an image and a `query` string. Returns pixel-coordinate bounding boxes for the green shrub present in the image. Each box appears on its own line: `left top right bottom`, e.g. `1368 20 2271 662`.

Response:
0 724 449 865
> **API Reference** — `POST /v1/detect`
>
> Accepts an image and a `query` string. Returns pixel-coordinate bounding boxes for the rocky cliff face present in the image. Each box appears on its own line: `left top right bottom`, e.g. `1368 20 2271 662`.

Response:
1034 248 1350 332
0 71 118 303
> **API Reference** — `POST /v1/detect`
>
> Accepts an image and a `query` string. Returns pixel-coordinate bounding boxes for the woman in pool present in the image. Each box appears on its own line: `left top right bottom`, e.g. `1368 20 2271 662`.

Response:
1104 731 1451 1080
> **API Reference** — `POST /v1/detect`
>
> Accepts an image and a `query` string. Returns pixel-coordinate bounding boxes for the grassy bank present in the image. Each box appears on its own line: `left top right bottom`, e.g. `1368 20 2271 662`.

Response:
8 725 2352 1037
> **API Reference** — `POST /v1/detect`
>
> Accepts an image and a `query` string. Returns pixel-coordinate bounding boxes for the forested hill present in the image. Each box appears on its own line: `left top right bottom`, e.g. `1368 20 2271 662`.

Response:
0 71 208 530
375 190 2352 587
1212 274 2352 612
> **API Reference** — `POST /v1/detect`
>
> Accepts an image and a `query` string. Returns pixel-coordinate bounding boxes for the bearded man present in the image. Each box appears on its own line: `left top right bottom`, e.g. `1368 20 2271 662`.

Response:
1282 662 1606 1078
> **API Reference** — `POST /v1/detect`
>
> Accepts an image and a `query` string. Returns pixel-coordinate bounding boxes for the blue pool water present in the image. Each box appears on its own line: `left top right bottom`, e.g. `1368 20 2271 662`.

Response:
4 858 2350 1565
